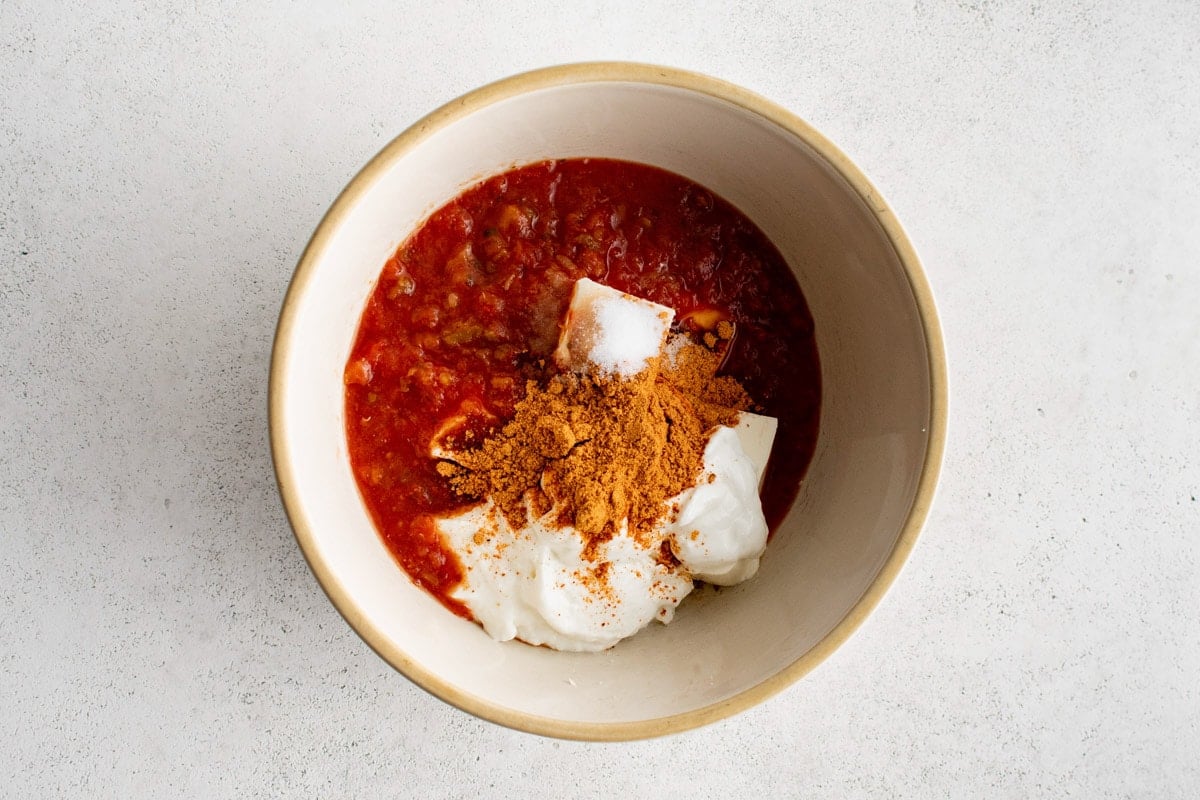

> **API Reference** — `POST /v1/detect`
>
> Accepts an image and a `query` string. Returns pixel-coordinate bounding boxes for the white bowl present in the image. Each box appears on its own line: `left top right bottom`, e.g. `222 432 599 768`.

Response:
270 63 946 740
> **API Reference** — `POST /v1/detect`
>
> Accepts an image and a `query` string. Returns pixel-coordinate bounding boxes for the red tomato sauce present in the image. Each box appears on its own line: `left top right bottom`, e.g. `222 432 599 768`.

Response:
344 159 820 617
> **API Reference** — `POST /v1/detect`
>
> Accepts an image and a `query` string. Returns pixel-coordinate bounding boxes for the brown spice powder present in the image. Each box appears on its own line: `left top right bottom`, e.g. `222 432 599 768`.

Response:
660 334 754 425
437 335 752 555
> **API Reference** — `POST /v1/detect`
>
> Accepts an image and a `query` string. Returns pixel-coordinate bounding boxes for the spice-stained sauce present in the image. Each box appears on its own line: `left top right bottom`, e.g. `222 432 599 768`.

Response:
344 159 820 617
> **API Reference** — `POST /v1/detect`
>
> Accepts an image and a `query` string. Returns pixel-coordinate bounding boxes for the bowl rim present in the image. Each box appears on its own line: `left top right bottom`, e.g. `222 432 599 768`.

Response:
269 61 947 741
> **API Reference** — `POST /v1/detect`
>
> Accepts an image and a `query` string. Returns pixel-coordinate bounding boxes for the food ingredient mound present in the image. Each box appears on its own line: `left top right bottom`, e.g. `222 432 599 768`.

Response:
437 351 741 546
431 279 776 651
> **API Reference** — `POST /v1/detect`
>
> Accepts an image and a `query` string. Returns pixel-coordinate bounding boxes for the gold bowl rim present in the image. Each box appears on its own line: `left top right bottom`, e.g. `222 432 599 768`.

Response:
268 61 948 741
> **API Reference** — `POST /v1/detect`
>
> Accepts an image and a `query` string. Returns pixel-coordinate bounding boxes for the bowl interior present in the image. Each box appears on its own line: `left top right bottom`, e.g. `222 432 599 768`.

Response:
273 74 937 735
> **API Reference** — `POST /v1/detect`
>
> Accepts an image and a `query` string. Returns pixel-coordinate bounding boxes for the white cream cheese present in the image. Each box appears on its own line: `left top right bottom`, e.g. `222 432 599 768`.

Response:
554 277 674 377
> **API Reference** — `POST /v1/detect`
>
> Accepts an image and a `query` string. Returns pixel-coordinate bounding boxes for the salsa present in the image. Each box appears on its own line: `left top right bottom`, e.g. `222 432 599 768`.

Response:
344 159 820 617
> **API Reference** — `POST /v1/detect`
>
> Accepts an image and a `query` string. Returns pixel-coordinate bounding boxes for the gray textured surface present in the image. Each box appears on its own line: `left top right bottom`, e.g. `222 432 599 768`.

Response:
2 1 1198 797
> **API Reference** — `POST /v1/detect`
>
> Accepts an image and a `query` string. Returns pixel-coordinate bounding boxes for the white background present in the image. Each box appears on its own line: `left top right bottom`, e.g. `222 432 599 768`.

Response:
2 1 1197 797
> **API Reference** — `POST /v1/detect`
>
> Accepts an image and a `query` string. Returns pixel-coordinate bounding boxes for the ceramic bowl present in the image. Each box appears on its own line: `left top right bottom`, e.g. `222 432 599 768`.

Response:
270 62 946 740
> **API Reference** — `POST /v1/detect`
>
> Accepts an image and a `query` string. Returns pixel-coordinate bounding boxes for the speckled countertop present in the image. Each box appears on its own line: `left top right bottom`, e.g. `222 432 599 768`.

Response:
2 2 1197 797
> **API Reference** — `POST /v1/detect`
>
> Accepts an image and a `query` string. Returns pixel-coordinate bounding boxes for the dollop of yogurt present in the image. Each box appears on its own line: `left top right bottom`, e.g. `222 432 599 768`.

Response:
665 424 769 586
438 503 692 652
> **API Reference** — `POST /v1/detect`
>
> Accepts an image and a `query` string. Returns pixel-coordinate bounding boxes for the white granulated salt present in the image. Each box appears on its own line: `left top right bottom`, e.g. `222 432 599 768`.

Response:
553 278 674 377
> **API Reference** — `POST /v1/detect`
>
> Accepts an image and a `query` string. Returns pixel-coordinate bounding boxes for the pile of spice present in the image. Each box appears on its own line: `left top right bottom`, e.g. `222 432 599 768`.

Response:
435 326 752 557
